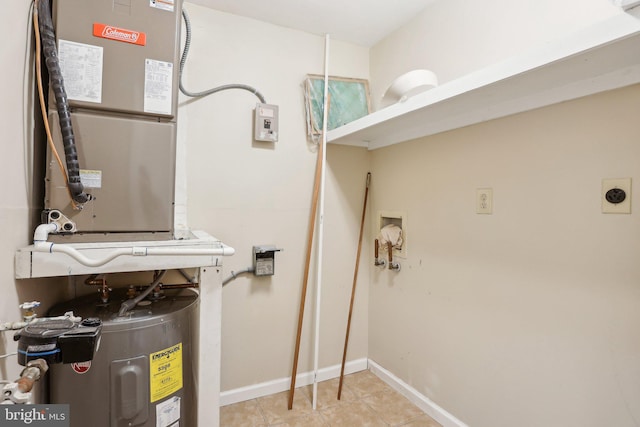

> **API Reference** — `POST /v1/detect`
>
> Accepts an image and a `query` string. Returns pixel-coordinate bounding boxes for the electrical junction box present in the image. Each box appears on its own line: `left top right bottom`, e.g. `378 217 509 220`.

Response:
254 103 279 142
253 245 282 276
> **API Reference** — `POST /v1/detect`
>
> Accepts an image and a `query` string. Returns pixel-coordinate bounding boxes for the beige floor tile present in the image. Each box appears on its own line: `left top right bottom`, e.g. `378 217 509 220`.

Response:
220 399 267 426
301 377 357 409
342 370 394 398
362 390 424 425
222 370 433 427
256 390 313 424
320 401 388 427
269 411 328 427
398 414 443 427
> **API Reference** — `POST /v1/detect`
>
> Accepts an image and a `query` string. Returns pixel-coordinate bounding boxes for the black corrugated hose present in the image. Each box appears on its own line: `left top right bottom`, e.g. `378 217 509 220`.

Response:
36 0 91 205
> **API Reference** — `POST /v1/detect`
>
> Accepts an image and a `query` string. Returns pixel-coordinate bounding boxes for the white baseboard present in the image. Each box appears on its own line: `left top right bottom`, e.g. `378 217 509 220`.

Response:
221 357 467 427
368 359 469 427
220 357 368 406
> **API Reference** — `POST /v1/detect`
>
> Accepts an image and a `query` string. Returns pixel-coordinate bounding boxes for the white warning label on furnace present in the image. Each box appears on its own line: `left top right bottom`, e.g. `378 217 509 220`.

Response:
144 59 173 115
150 0 175 12
58 39 103 103
79 169 102 189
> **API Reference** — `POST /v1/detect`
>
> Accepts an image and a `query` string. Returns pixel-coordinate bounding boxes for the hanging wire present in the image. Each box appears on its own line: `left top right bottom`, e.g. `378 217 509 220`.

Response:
179 8 266 103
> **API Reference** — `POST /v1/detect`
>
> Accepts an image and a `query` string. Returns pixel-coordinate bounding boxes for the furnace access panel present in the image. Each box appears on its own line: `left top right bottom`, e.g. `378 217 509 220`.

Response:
52 0 182 118
45 0 183 235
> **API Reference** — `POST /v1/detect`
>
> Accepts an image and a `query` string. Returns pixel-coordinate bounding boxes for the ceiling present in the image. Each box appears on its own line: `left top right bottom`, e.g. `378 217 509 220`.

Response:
186 0 438 46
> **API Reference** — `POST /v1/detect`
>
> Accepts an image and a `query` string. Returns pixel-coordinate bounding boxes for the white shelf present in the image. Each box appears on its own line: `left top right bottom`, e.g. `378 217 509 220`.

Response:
14 230 233 278
327 12 640 150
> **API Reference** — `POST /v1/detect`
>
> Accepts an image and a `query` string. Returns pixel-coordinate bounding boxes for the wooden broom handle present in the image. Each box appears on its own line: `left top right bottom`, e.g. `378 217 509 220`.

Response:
337 172 371 399
288 140 323 410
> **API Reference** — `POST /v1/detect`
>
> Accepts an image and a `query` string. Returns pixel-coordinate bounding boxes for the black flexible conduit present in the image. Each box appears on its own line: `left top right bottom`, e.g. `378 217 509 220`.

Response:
118 270 167 316
179 9 267 103
37 0 91 205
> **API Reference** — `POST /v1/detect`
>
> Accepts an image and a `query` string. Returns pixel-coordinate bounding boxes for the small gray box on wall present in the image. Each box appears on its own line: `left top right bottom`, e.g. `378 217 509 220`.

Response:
254 103 279 142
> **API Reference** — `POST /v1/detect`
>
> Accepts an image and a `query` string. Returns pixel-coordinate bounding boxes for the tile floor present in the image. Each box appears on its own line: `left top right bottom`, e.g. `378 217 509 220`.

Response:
220 370 442 426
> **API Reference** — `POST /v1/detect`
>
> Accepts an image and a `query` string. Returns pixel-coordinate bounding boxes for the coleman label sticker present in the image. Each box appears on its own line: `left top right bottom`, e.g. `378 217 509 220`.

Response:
93 23 147 46
150 343 183 402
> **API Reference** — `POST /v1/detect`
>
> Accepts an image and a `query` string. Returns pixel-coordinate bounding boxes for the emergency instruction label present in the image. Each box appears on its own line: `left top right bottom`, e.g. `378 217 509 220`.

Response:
150 343 183 402
144 58 173 115
58 39 103 104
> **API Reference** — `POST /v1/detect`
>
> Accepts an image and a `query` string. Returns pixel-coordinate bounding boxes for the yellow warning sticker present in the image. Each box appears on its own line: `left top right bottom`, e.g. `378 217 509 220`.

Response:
150 343 183 402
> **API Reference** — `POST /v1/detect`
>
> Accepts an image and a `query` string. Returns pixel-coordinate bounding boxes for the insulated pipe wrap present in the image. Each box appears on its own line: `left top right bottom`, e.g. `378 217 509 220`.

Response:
37 0 91 204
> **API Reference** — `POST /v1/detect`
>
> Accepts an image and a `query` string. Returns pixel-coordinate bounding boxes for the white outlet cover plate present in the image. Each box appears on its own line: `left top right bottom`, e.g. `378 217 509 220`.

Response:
602 178 631 214
476 188 493 214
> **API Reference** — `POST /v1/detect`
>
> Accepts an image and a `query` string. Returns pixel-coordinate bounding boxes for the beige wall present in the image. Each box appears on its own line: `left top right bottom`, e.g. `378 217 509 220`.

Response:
368 85 640 426
367 2 640 425
179 4 371 391
0 1 74 382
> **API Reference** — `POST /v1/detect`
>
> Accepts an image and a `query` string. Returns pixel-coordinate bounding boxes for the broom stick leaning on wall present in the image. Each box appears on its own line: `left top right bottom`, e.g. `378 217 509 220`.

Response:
290 34 330 409
288 127 326 410
337 172 371 400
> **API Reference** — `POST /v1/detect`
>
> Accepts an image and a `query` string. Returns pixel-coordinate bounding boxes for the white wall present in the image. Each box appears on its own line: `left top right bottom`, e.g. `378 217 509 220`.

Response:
369 0 621 110
0 2 30 381
0 1 74 383
367 84 640 427
179 3 371 392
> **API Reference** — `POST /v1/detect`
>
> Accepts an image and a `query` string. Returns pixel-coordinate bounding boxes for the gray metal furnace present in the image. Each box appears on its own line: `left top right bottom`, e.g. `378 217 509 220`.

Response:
43 0 183 235
48 288 199 427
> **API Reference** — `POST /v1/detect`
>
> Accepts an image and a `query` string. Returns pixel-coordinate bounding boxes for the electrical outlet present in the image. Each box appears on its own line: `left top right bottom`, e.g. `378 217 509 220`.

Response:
602 178 631 214
476 188 493 214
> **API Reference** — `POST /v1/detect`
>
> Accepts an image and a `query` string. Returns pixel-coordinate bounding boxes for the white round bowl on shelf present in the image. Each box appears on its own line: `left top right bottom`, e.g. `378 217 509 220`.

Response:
381 69 438 107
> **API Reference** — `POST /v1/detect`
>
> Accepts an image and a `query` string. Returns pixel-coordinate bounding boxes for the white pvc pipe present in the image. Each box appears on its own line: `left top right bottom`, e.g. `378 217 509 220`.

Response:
32 223 234 268
34 223 57 241
312 33 330 411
